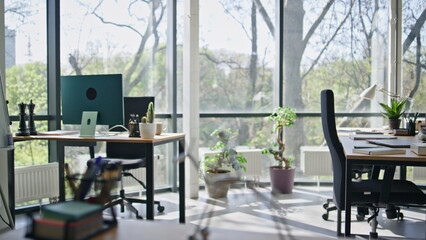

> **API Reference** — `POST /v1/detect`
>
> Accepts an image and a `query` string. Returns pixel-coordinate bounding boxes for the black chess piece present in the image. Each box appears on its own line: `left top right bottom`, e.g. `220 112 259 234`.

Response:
16 102 30 136
128 114 140 137
28 100 37 135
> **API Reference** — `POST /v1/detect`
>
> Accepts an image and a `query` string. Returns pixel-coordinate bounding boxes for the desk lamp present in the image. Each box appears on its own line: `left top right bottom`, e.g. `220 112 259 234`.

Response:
360 83 407 100
359 84 413 110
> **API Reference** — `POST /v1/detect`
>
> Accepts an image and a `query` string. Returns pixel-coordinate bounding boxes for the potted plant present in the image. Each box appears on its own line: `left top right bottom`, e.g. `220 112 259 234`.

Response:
262 107 297 194
203 129 247 198
139 102 156 139
379 98 407 130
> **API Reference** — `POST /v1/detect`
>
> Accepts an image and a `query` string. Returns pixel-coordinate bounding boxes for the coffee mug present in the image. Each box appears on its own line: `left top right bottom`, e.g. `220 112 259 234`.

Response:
156 123 163 135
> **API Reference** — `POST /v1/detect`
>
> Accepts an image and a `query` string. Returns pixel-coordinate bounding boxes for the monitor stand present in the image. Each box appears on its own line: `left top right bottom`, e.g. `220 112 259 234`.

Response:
80 111 98 137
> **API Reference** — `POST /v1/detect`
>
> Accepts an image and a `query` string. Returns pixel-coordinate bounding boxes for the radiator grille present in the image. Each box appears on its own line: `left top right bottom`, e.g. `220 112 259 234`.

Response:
413 167 426 181
14 163 59 204
300 146 332 176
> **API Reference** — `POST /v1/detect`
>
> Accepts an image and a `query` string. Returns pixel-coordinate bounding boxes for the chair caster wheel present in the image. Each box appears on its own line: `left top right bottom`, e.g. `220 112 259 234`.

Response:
136 215 143 220
397 212 403 221
369 232 378 239
356 214 365 221
157 205 165 213
322 213 328 220
323 203 329 209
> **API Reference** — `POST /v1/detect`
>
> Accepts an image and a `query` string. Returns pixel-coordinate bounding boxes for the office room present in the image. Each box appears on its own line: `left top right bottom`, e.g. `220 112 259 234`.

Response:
0 0 425 239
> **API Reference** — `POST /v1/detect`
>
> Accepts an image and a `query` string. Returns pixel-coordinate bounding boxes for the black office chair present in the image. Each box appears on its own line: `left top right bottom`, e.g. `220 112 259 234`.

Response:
320 89 426 238
90 96 164 219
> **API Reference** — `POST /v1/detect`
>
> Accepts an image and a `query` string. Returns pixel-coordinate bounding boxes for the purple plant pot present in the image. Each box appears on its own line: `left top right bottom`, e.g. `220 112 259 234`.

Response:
269 167 295 194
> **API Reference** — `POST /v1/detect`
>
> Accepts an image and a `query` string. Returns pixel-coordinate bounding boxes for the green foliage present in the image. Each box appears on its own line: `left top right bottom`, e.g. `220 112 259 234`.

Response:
141 116 147 123
379 98 407 119
267 107 297 129
6 64 49 167
146 102 155 123
203 129 247 173
6 62 48 116
262 107 297 169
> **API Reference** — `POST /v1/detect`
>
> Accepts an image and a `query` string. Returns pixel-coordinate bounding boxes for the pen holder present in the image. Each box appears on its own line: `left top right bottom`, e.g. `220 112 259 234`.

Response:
407 121 416 136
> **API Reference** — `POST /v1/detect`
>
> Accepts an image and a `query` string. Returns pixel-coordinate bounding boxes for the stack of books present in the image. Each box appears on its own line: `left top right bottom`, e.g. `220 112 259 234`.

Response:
31 201 104 240
411 143 426 156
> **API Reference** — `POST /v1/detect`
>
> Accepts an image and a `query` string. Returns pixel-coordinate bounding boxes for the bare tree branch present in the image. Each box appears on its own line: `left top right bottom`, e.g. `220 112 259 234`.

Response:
302 0 335 50
407 35 422 103
92 0 143 38
301 0 355 81
127 1 166 93
253 0 274 38
219 1 252 41
403 7 426 54
201 51 243 70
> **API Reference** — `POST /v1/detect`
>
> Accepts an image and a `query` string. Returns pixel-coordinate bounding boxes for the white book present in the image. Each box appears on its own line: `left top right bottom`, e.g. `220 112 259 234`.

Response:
353 148 406 155
410 143 426 155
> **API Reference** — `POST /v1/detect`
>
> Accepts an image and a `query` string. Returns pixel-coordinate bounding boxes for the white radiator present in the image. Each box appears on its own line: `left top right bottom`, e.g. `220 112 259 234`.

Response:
200 148 263 178
300 146 332 176
121 155 161 188
14 163 59 204
413 167 426 181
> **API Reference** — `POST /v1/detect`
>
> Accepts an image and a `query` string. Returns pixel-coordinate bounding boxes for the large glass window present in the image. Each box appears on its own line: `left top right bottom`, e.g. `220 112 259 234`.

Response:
5 0 47 117
199 1 275 113
282 0 389 171
61 0 168 112
60 0 172 195
402 1 426 113
5 0 48 170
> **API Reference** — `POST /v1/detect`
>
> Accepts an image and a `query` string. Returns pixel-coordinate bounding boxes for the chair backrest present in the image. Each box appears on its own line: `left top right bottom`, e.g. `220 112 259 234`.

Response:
320 89 346 210
106 96 154 159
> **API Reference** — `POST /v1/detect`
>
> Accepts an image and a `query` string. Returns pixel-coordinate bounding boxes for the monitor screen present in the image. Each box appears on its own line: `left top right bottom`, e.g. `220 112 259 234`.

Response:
61 74 124 126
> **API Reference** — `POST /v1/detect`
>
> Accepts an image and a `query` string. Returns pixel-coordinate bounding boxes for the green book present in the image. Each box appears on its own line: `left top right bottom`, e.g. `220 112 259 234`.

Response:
42 201 102 221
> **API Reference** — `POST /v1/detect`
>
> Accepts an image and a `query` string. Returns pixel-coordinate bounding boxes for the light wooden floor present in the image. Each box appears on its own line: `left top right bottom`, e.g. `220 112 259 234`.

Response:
16 186 426 239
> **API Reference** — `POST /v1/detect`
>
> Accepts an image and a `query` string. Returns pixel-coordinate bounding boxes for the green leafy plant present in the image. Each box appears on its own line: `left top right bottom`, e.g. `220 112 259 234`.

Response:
379 98 407 120
261 107 297 169
204 129 247 173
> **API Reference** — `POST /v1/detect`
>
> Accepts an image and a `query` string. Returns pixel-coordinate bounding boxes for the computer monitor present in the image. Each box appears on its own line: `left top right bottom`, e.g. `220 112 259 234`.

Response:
61 74 124 136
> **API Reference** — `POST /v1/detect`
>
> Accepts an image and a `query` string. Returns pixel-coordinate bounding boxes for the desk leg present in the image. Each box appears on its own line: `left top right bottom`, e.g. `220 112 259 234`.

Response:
179 139 185 223
145 143 154 220
7 149 15 225
57 142 65 202
345 159 352 236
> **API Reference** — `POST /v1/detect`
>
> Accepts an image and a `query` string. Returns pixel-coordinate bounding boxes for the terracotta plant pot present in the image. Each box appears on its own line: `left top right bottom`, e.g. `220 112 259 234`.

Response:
204 171 230 198
269 167 295 194
388 119 401 130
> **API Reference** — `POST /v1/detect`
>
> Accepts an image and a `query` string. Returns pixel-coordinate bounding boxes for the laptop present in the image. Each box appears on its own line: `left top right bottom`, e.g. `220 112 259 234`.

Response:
367 139 417 148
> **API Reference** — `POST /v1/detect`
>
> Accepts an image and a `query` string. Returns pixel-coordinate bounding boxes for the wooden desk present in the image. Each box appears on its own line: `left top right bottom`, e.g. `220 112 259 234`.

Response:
340 135 426 236
13 133 186 223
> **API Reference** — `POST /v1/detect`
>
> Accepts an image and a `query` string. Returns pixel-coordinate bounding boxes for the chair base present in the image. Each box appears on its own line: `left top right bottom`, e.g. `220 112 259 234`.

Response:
104 189 165 219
